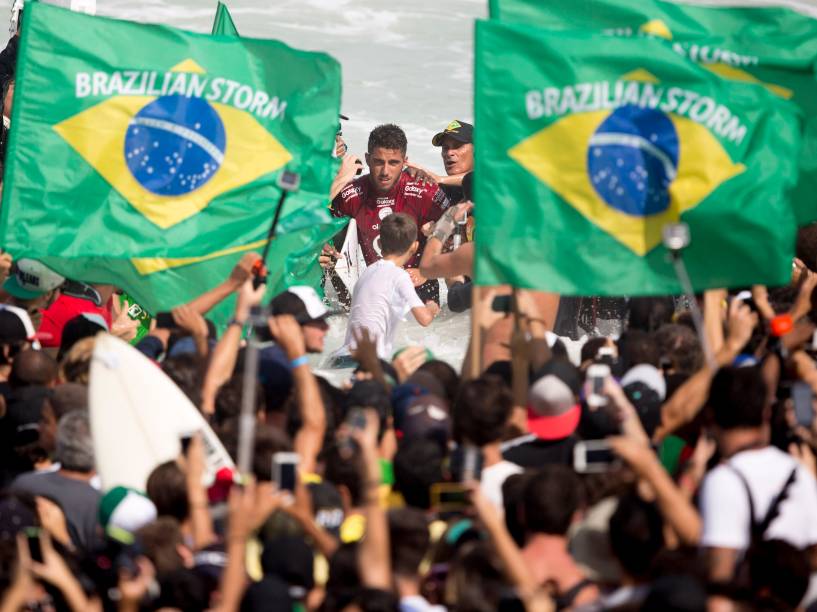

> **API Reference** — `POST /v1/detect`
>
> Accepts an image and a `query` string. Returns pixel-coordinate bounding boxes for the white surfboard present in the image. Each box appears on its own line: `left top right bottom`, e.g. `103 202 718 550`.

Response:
89 333 234 492
324 218 364 303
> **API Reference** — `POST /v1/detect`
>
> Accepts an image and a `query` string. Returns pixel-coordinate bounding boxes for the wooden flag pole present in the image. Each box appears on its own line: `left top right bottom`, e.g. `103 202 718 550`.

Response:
469 284 483 379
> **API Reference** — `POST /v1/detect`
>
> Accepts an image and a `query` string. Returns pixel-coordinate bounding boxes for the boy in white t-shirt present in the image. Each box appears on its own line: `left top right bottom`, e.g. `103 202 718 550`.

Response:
341 213 439 359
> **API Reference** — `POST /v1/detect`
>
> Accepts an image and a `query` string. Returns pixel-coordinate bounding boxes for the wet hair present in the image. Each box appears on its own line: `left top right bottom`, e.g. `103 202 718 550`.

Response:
628 296 676 333
653 324 703 376
137 517 185 576
388 508 430 577
393 437 444 510
452 376 513 447
609 491 665 580
9 350 57 388
708 366 767 430
417 360 460 407
521 465 582 536
162 355 203 408
146 461 190 522
379 213 417 256
367 123 407 155
54 410 94 472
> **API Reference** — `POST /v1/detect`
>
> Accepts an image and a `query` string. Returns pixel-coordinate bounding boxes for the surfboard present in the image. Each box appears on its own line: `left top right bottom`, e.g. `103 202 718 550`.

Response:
89 333 234 492
324 218 364 306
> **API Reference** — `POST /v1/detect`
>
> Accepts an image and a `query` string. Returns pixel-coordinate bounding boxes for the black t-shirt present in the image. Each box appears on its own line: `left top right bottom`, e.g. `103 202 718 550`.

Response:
501 434 577 469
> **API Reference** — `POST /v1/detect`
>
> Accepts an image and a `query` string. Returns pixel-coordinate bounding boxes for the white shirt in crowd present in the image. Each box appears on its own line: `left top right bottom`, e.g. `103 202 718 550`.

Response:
699 446 817 550
342 259 423 359
480 460 523 511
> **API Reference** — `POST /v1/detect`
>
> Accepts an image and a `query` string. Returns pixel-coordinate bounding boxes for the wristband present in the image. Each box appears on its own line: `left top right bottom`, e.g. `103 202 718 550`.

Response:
227 318 244 329
290 355 309 369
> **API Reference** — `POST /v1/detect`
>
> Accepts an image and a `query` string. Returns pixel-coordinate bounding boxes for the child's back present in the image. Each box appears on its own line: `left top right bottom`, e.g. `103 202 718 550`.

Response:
344 259 425 359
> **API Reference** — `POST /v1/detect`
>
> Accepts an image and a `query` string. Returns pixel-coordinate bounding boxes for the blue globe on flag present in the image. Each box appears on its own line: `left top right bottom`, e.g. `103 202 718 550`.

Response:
124 95 226 197
587 105 679 217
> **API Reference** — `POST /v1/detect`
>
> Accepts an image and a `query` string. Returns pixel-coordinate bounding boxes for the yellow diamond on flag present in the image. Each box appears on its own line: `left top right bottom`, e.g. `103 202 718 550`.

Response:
53 61 292 229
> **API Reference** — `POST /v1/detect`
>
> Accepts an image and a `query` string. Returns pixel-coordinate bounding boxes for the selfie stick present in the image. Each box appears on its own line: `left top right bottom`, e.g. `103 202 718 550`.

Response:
662 223 715 368
238 171 301 477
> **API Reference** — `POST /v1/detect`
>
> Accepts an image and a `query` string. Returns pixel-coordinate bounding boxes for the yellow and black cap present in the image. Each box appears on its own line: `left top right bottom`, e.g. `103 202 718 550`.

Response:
432 120 473 146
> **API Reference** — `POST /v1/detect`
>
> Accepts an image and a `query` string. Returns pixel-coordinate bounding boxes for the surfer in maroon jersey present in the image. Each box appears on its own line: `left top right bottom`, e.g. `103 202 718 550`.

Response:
322 124 451 304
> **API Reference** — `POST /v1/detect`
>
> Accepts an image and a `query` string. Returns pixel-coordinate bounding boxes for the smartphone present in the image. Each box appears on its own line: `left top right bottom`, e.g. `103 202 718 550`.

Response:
154 311 176 329
792 382 815 428
734 290 758 313
24 527 43 563
273 452 299 493
430 482 469 513
573 440 619 474
586 363 611 408
491 294 512 313
449 444 483 482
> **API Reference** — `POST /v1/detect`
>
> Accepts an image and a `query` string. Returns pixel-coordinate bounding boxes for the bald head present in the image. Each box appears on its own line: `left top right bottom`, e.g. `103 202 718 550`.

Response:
10 350 58 388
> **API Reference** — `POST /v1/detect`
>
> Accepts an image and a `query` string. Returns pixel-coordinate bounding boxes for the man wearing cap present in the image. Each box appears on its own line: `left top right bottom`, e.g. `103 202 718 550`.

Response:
325 123 450 304
501 359 583 468
1 258 64 328
407 119 474 204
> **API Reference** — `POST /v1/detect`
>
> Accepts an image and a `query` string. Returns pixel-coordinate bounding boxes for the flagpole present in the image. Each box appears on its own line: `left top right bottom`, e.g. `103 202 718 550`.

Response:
237 171 301 478
469 284 483 379
663 223 715 369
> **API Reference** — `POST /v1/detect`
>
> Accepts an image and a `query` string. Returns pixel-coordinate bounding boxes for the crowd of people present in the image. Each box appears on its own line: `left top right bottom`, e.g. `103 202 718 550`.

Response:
4 8 817 612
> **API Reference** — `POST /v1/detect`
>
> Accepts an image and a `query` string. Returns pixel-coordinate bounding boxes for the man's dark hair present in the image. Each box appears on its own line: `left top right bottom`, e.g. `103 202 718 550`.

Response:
393 438 444 510
708 366 767 430
379 213 417 257
162 355 202 408
155 569 210 610
252 424 292 481
388 508 430 577
503 472 533 547
653 324 703 376
9 350 57 388
137 517 185 575
448 541 508 612
324 444 365 508
628 297 676 333
580 337 610 365
367 123 407 155
453 376 513 447
617 329 660 371
417 360 460 407
609 491 665 580
146 461 190 522
521 465 582 536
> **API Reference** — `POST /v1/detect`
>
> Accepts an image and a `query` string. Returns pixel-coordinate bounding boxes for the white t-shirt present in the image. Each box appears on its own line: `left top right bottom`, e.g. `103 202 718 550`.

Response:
342 259 424 359
480 460 523 511
699 446 817 550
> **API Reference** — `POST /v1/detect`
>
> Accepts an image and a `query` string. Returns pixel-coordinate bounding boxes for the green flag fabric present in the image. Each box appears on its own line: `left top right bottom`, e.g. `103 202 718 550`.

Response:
212 2 239 37
489 0 817 225
0 1 341 261
37 200 347 329
473 21 801 296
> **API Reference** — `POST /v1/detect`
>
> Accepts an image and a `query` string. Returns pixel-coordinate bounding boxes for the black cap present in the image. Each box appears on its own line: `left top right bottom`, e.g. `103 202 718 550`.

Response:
432 120 473 146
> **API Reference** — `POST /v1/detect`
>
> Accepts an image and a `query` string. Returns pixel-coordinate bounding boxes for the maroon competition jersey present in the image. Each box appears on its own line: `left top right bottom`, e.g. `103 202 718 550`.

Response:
331 171 451 267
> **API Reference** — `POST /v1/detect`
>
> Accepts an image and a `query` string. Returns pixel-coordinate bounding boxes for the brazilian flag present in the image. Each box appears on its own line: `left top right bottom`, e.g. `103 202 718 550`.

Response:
0 1 345 326
0 1 340 260
473 21 801 296
212 2 239 37
489 0 817 225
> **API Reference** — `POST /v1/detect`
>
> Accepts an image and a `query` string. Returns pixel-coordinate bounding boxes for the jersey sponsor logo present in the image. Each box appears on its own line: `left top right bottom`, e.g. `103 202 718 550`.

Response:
375 197 394 207
372 235 383 257
404 184 425 195
341 185 361 200
377 206 393 220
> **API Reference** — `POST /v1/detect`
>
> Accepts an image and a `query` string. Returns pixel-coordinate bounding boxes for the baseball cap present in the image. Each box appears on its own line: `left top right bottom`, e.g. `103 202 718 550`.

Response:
527 359 582 440
396 394 451 447
0 305 48 347
270 286 329 325
98 486 158 540
432 120 473 146
620 364 666 400
3 259 64 300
